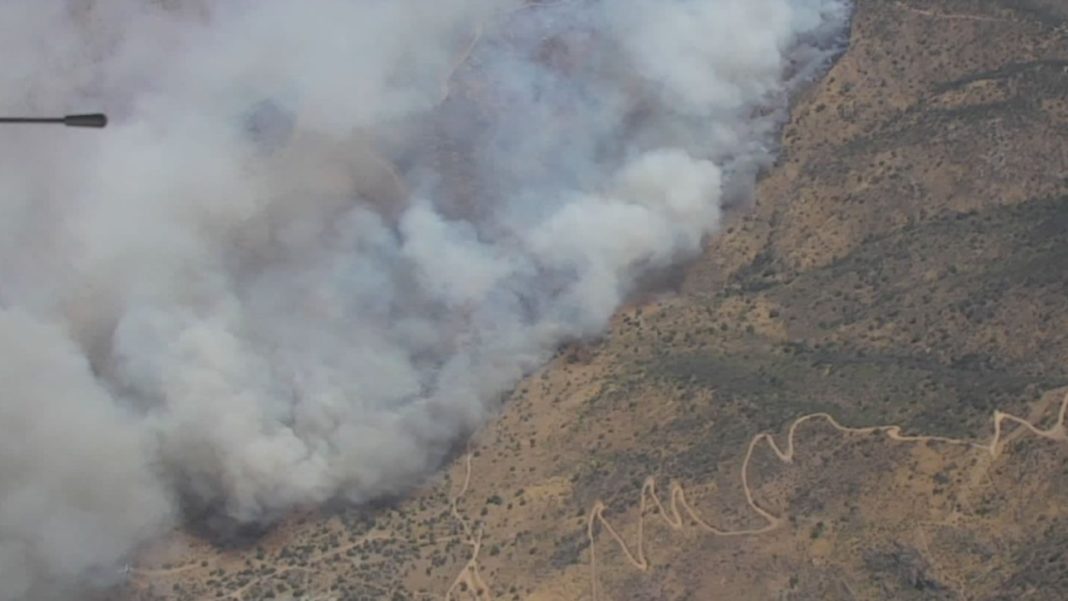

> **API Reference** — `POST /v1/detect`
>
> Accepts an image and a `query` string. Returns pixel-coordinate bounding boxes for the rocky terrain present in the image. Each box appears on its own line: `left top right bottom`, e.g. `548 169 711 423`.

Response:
120 0 1068 599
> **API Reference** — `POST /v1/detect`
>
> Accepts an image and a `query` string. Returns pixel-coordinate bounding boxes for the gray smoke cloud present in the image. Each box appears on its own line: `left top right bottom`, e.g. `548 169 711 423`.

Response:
0 0 850 598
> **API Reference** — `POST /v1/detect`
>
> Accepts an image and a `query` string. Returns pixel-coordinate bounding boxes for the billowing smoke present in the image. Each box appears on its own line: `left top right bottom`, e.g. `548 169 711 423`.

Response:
0 0 850 598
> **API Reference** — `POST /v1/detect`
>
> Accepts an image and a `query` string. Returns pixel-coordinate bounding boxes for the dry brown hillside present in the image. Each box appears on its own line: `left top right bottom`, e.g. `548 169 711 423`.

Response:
121 1 1068 599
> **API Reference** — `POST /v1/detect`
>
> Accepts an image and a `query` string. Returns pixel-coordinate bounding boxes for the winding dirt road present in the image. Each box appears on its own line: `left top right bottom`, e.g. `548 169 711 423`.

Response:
442 392 1068 601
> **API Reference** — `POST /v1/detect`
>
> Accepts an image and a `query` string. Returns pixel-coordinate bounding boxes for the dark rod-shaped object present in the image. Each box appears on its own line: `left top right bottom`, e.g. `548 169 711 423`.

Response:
0 113 107 128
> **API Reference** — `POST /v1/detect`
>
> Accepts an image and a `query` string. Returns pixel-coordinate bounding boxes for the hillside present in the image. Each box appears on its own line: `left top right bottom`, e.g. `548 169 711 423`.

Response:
121 1 1068 599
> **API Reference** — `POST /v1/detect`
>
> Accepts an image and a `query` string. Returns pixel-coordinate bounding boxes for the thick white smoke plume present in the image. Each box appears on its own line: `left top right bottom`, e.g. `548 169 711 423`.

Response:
0 0 850 598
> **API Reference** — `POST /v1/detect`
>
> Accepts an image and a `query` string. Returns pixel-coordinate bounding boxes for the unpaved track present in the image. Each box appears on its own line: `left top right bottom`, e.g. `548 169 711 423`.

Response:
446 454 495 601
893 1 1022 23
441 394 1068 600
582 394 1068 600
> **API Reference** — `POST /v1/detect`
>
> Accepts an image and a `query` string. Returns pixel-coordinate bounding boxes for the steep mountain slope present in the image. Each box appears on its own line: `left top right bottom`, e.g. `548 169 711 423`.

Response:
122 1 1068 599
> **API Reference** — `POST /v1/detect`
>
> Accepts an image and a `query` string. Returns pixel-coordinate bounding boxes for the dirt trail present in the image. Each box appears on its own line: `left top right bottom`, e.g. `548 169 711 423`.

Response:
440 393 1068 600
129 526 395 600
445 454 495 601
582 393 1068 600
128 564 200 577
893 1 1020 24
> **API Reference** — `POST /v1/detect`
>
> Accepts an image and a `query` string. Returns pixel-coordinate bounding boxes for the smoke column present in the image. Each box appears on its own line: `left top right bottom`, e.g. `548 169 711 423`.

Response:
0 0 850 598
